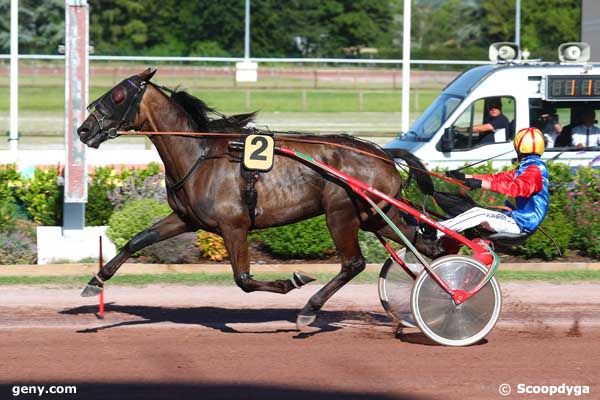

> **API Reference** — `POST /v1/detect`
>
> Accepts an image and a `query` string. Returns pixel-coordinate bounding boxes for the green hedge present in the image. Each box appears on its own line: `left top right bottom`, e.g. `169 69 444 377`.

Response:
106 198 171 250
0 220 37 265
87 163 164 226
251 216 336 259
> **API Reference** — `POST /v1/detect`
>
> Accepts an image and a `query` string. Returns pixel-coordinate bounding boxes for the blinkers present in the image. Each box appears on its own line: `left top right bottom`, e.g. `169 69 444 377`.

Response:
86 75 148 139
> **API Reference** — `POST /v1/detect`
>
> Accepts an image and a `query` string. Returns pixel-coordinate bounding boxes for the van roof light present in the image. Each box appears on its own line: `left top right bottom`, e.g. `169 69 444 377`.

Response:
489 42 520 62
558 42 590 63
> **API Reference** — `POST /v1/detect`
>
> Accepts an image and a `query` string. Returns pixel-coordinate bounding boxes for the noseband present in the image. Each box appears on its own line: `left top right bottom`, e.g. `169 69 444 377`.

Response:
86 78 148 139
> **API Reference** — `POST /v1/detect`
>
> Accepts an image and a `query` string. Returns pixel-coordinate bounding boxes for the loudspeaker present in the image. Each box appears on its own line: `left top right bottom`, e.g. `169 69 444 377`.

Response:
558 42 590 63
489 42 520 62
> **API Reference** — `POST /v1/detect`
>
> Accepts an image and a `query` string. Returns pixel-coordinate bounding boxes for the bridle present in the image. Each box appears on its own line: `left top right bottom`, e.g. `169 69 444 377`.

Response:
86 77 148 139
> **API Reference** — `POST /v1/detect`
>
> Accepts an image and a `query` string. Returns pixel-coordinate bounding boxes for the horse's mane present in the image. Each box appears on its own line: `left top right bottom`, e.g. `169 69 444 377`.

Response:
168 89 256 132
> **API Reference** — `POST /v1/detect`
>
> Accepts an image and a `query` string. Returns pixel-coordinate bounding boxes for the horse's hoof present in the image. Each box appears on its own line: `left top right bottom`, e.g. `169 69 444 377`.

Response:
296 313 317 331
293 271 316 288
81 284 102 297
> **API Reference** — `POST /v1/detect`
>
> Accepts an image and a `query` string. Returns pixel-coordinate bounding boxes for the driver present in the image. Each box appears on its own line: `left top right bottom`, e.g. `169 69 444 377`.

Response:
442 127 549 237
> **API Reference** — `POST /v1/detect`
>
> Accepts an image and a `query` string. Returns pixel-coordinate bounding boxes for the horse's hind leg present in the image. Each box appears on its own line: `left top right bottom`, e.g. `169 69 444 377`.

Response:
220 225 315 294
81 212 190 296
297 206 364 329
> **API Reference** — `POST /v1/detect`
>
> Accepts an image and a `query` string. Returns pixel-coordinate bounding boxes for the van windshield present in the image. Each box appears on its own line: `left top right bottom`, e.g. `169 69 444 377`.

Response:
400 94 463 141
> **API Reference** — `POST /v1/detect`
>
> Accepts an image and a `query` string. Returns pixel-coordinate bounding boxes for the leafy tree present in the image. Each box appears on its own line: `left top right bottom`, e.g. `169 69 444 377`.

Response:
329 0 393 56
89 0 150 54
0 0 64 54
0 0 583 60
481 0 581 61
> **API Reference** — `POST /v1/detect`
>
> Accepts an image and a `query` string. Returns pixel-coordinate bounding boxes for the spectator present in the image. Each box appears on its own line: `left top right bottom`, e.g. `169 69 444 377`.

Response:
554 107 583 147
536 107 562 147
471 97 510 145
571 108 600 148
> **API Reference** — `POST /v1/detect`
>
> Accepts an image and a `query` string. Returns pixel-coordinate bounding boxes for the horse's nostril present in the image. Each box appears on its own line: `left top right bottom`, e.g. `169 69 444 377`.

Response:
78 127 89 137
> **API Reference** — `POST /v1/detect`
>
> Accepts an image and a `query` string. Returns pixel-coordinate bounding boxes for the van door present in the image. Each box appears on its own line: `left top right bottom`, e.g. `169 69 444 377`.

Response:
439 96 516 164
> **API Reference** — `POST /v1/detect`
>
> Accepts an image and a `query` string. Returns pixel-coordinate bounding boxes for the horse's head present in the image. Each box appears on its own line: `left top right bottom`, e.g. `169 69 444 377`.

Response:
77 68 156 148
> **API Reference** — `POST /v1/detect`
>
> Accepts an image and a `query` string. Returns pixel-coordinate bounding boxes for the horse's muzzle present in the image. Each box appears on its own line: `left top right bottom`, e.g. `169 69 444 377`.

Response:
77 124 104 148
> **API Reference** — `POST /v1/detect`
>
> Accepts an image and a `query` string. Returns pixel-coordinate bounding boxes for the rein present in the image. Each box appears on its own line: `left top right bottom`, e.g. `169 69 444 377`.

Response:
453 150 516 171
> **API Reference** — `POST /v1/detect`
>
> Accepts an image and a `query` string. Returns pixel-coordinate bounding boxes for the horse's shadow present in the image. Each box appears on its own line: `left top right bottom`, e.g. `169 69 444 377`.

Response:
59 304 391 338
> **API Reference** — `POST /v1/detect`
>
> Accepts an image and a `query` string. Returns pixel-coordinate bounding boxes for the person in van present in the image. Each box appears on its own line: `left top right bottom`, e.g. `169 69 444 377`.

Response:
554 106 583 147
442 127 549 238
536 106 562 148
470 97 511 145
571 108 600 148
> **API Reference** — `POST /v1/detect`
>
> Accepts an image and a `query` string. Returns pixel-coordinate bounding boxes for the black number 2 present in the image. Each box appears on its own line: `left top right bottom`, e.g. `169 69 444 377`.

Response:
250 136 268 161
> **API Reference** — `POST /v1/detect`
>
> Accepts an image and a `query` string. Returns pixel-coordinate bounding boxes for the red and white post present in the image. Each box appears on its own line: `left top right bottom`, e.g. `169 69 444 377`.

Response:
63 0 89 230
98 236 105 318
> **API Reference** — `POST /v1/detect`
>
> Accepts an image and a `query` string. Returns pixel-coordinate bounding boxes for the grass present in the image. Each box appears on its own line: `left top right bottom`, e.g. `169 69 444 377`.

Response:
0 86 440 114
496 270 600 282
1 270 600 287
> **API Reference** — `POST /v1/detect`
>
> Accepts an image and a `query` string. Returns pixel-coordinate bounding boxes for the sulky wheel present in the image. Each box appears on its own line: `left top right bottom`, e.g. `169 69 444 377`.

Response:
410 255 502 346
378 248 426 328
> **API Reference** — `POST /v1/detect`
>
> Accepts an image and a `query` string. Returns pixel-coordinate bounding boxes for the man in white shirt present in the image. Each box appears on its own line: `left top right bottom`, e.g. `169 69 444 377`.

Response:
571 108 600 148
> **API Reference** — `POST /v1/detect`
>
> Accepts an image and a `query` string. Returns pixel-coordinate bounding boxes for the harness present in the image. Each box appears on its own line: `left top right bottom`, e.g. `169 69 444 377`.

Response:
87 78 148 139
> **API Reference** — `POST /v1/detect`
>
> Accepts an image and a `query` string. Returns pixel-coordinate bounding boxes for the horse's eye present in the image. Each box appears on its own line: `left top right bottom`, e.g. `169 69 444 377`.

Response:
111 86 126 104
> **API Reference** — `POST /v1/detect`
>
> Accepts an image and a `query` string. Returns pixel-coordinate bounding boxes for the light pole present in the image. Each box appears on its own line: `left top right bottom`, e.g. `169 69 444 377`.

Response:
236 0 258 82
244 0 250 60
515 0 521 47
9 0 19 154
401 0 411 133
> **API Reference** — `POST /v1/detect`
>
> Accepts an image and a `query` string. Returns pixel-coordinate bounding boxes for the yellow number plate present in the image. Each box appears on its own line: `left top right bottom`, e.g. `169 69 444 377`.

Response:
243 134 275 171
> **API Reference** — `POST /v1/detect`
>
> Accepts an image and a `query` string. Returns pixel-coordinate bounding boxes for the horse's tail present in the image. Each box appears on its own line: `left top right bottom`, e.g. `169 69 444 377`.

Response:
385 149 434 195
385 149 477 218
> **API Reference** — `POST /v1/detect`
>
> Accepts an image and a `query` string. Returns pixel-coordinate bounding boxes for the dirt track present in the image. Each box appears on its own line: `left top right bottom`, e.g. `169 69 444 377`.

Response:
1 283 599 399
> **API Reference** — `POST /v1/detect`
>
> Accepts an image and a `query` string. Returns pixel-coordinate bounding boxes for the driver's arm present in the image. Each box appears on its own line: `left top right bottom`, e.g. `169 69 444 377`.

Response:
471 123 495 134
470 167 543 197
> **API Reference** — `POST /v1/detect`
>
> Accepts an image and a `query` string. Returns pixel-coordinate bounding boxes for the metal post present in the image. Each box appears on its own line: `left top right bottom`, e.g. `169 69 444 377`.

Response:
515 0 521 47
63 0 89 230
236 0 257 82
9 0 19 153
401 0 411 133
98 236 105 318
244 0 250 60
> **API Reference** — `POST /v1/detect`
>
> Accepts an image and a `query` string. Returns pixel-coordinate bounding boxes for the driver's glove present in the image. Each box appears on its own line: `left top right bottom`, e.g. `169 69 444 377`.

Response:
445 170 465 181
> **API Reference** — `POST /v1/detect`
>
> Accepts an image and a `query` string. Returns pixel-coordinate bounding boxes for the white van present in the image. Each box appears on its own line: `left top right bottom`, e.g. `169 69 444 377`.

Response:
385 43 600 168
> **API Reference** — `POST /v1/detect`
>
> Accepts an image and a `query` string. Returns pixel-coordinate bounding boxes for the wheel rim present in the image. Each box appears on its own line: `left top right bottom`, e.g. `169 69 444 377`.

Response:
378 249 424 328
411 255 502 346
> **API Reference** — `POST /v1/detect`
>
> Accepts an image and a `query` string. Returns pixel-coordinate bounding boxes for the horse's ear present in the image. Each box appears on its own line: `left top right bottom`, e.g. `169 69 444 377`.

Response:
138 68 157 82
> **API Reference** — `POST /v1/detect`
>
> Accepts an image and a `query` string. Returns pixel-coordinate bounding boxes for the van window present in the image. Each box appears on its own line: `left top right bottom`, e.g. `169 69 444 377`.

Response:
404 94 462 141
530 99 600 150
447 96 515 151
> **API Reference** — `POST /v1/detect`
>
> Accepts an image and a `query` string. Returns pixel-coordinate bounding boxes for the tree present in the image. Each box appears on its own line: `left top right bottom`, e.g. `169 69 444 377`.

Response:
481 0 581 61
0 0 64 54
89 0 150 54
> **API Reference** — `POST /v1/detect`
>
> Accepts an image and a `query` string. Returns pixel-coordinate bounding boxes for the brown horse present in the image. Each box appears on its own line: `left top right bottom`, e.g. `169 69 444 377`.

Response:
77 68 441 329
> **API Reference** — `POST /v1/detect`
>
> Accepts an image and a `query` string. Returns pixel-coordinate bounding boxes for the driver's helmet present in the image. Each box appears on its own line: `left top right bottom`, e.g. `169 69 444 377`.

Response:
514 127 545 156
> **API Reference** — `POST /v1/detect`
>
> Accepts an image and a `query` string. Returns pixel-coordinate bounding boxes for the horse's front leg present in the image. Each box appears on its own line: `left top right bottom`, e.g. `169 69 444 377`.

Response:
81 212 190 297
220 225 315 294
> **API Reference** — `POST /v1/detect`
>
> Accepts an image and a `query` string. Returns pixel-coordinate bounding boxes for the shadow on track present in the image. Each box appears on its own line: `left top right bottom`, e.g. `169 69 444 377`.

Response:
1 382 436 400
59 305 390 338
